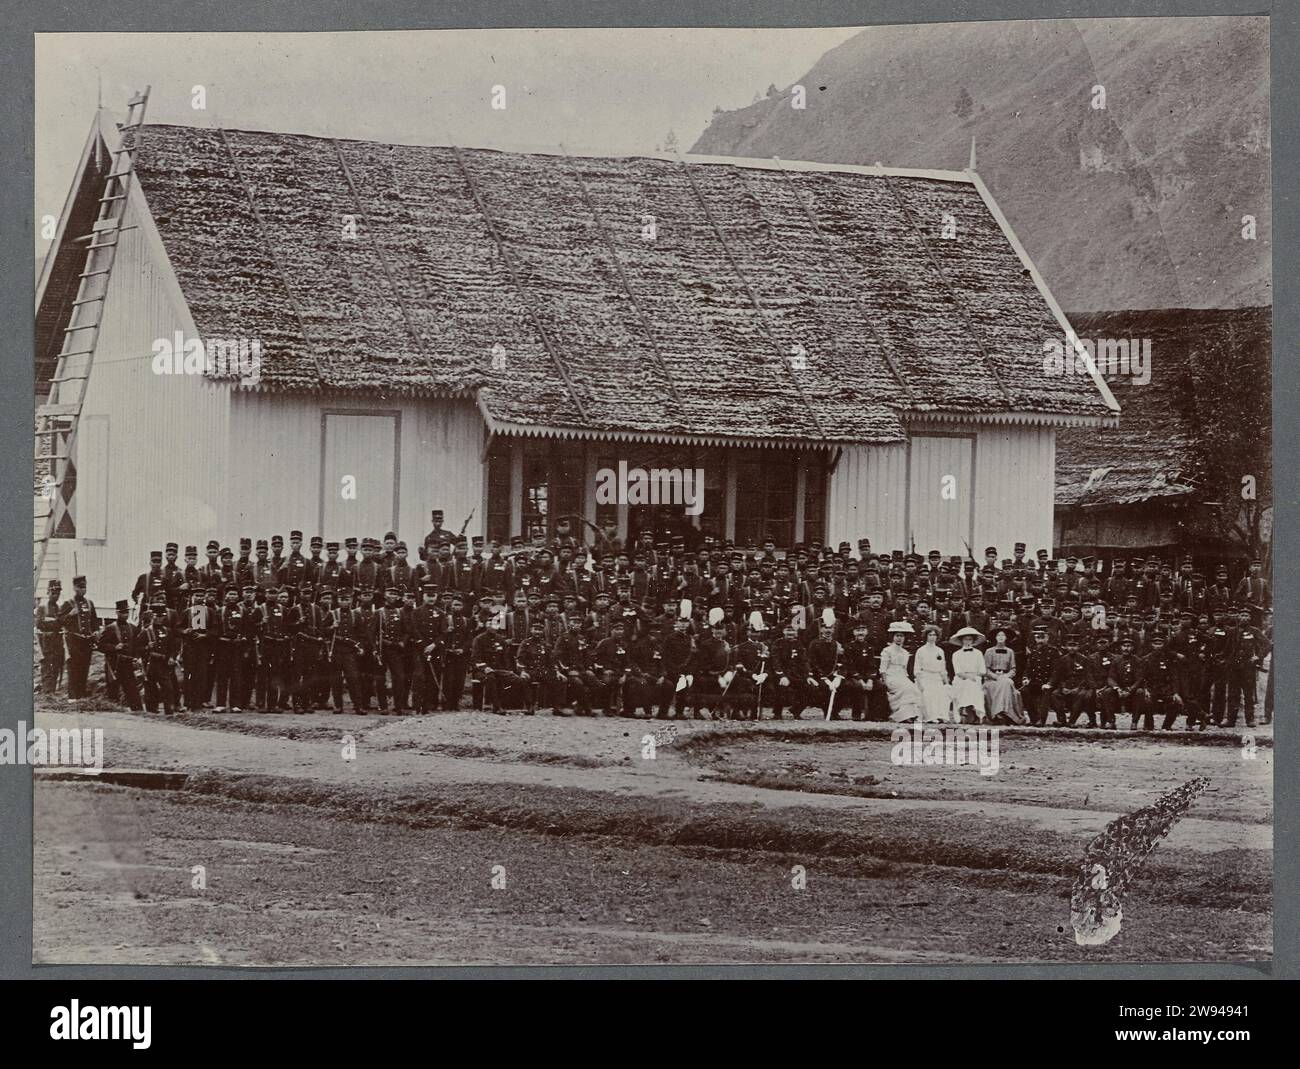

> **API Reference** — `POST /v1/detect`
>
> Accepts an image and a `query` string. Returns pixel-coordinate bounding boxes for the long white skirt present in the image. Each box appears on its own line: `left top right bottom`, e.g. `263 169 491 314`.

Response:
883 668 926 722
916 671 955 722
952 675 986 715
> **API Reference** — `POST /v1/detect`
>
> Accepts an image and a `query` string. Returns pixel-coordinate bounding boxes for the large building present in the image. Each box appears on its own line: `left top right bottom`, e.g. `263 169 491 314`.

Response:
36 110 1116 601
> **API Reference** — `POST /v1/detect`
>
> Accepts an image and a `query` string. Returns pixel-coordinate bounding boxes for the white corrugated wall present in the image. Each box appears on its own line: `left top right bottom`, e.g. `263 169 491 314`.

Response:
227 393 485 553
828 424 1055 558
972 425 1056 559
827 442 908 551
69 192 231 607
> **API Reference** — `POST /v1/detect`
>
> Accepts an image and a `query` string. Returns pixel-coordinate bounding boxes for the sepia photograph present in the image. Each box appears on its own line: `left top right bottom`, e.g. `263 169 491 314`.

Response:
28 17 1271 967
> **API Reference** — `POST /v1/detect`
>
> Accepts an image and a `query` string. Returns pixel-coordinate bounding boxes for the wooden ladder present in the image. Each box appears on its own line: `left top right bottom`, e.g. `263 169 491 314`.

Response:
34 87 150 590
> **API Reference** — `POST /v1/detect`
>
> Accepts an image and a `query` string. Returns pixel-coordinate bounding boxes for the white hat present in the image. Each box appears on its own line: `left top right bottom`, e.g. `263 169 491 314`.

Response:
887 621 915 634
949 626 985 645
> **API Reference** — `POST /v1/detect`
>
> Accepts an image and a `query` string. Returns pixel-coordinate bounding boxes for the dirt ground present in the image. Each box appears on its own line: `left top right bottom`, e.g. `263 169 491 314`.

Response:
30 702 1272 966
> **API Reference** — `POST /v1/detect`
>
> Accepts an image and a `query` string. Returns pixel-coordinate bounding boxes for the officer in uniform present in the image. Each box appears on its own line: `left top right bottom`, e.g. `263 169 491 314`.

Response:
771 618 811 721
410 583 447 714
329 588 368 714
259 587 295 711
1226 606 1263 728
513 619 553 715
140 592 181 715
1021 627 1056 726
377 587 411 713
36 579 65 695
212 587 247 712
1050 634 1095 728
97 599 142 710
60 576 99 699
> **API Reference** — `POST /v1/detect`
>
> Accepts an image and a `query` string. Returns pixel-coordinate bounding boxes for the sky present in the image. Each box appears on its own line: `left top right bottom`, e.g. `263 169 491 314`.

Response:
34 28 861 256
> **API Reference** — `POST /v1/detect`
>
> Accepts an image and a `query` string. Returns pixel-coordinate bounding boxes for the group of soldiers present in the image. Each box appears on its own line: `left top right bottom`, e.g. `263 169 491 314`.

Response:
34 510 1273 729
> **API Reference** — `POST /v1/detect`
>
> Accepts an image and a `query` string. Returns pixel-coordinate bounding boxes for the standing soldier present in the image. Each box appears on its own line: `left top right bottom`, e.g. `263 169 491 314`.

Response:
377 587 411 714
97 599 142 710
421 509 455 561
59 576 99 699
212 587 247 712
290 583 323 712
1204 611 1233 725
329 588 369 714
180 589 217 711
410 584 447 714
131 550 168 613
281 531 310 591
35 579 65 696
141 592 181 715
259 588 296 712
1226 606 1263 728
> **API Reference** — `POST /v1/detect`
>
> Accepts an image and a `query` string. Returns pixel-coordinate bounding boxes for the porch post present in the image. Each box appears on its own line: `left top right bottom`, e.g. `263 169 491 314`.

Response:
509 438 524 539
794 450 807 546
724 450 737 542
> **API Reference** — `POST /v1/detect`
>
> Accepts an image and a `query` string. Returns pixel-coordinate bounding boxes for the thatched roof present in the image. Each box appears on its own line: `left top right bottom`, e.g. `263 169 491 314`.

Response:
1055 307 1271 508
129 122 1115 444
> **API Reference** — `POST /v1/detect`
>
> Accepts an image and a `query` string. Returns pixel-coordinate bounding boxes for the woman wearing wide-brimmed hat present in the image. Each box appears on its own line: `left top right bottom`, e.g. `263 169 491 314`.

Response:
983 628 1027 724
913 624 956 722
949 626 987 723
880 621 925 722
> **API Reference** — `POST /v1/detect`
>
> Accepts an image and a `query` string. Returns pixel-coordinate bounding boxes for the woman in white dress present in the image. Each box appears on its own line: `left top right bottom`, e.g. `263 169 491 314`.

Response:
949 626 987 724
913 625 955 723
879 622 925 723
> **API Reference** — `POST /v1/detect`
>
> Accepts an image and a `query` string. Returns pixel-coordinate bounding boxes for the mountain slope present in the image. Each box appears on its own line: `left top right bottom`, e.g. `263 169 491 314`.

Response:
691 17 1269 310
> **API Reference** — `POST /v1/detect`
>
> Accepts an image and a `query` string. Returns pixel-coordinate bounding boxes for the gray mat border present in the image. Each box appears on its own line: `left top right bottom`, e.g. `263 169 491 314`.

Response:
2 0 1291 981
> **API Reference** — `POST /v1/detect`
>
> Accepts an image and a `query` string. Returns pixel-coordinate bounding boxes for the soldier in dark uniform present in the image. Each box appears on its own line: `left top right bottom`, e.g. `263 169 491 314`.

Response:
728 623 770 720
553 618 596 716
36 579 65 695
212 587 247 712
807 622 845 720
592 619 633 716
1226 606 1263 728
1050 634 1096 728
1203 611 1233 725
624 622 667 718
1089 634 1119 729
259 587 295 711
770 618 811 721
97 600 142 710
179 589 218 710
291 582 324 712
131 550 167 613
658 615 695 719
421 509 455 561
281 531 310 591
329 589 369 714
1143 632 1192 730
1021 627 1056 726
470 621 512 713
140 592 180 715
410 584 447 714
375 587 411 713
839 622 879 722
305 536 325 585
60 576 99 699
511 619 552 715
1104 634 1151 730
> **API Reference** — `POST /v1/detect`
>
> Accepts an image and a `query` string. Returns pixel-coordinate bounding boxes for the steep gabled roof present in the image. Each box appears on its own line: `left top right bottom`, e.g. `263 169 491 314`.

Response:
127 122 1116 444
1055 307 1271 508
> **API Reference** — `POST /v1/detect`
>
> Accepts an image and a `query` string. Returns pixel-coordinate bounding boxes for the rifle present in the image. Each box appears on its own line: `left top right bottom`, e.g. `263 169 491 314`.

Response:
458 508 476 539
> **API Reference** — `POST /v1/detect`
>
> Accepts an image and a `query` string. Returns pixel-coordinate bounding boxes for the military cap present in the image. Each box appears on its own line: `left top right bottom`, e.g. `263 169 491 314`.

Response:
239 537 252 550
149 550 163 562
928 549 942 560
72 575 87 585
310 535 324 548
1037 548 1049 559
383 531 397 543
431 509 444 523
837 540 851 553
384 586 400 596
114 599 129 612
242 583 257 592
256 539 268 550
165 542 178 552
396 541 408 552
510 536 523 548
271 535 284 547
290 530 303 541
220 547 233 559
205 539 220 551
184 545 198 556
1014 542 1026 553
984 546 998 556
344 537 359 549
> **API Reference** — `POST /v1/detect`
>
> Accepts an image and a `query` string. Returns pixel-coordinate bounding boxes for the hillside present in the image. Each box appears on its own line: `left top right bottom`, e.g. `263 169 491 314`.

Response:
692 17 1269 311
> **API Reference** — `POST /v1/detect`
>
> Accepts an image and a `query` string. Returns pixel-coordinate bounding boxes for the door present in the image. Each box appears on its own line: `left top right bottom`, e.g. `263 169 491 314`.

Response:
320 411 400 539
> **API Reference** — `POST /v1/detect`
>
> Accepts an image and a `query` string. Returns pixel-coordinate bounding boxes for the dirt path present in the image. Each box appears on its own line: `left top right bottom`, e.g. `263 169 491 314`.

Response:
35 707 1270 854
